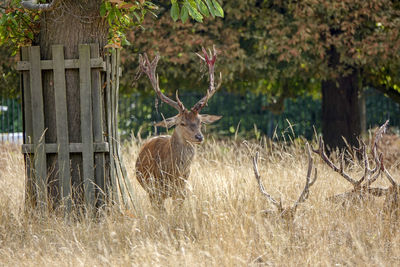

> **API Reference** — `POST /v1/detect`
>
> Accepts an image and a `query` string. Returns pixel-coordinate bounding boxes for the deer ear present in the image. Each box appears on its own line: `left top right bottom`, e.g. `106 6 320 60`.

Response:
200 114 222 124
154 115 179 128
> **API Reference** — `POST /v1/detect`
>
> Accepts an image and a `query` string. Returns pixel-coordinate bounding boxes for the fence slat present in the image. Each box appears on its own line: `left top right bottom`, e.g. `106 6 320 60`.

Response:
29 46 47 208
106 52 118 204
79 44 95 207
20 47 35 208
21 47 32 143
52 45 71 211
17 58 105 71
90 43 106 206
22 142 109 154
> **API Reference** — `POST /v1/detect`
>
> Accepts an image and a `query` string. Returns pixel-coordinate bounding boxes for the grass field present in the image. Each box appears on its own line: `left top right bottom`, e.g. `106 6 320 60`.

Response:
0 138 399 266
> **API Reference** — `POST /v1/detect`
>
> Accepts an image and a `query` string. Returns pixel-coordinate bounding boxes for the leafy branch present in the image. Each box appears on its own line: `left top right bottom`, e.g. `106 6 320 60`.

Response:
0 0 224 51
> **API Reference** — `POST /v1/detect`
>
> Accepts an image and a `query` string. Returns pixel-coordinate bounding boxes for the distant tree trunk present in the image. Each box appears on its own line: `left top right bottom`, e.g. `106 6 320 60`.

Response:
33 0 108 208
359 87 367 137
322 47 361 150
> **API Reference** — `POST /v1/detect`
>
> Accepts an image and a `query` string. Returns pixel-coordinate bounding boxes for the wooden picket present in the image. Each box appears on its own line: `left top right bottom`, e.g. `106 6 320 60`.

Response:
52 45 71 210
90 44 106 207
17 44 134 213
27 46 47 208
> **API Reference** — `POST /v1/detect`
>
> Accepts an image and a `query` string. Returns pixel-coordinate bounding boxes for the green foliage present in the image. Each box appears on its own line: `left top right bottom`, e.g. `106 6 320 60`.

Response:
0 44 19 98
0 0 40 51
0 0 223 51
170 0 180 21
100 0 157 47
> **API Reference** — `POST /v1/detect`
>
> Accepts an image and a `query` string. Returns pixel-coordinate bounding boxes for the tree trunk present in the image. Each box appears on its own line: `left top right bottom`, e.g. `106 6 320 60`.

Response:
322 48 361 150
359 87 367 137
33 0 108 208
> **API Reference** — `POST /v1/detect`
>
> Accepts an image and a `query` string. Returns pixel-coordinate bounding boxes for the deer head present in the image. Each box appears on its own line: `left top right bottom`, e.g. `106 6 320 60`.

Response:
138 47 222 144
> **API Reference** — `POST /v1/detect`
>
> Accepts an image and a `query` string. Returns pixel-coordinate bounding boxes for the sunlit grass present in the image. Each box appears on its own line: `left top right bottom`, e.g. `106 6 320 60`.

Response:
0 138 399 266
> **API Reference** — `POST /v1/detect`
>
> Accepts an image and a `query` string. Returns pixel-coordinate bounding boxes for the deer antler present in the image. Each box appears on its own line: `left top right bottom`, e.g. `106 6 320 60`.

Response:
312 121 394 204
292 143 318 212
252 152 282 211
138 53 185 112
312 136 362 187
192 46 222 113
369 120 398 187
252 143 317 219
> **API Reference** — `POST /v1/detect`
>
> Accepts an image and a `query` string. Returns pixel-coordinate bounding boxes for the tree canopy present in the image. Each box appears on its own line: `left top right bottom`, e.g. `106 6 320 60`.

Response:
0 0 223 50
124 0 400 101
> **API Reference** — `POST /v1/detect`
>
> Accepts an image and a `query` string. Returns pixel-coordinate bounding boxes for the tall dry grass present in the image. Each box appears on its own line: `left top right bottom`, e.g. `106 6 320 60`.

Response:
0 138 399 266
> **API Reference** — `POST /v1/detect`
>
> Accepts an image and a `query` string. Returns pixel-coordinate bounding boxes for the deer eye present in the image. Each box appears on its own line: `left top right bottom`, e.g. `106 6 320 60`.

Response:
180 122 186 126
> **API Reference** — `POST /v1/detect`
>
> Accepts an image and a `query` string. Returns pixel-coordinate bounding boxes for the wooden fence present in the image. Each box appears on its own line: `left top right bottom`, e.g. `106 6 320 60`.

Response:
17 44 134 213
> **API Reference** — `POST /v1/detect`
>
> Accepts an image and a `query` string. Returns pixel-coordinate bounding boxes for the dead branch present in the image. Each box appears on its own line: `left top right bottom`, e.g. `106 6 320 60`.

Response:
21 0 61 11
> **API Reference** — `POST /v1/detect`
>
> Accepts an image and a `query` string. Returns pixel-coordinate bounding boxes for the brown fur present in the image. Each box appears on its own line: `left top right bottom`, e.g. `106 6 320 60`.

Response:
135 110 221 211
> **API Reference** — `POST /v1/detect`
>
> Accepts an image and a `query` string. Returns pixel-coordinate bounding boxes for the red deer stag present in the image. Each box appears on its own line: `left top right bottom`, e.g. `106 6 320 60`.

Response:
136 47 222 212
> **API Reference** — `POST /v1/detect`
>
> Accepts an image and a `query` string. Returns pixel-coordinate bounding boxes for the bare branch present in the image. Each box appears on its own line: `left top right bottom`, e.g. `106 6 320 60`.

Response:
252 152 281 209
138 53 185 112
192 45 222 113
21 0 61 11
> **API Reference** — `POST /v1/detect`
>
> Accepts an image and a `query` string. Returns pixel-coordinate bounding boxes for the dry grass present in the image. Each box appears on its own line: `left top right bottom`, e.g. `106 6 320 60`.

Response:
1 138 400 266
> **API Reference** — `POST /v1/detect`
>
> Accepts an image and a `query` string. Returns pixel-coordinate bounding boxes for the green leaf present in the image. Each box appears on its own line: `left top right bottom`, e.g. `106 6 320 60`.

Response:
180 5 189 23
171 2 180 22
212 0 224 17
27 31 34 40
205 0 215 17
185 1 203 22
100 2 107 17
195 0 209 17
108 9 116 26
122 37 131 46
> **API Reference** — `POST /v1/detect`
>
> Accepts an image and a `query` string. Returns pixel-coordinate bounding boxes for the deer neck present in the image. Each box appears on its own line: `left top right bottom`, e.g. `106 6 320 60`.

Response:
170 130 195 169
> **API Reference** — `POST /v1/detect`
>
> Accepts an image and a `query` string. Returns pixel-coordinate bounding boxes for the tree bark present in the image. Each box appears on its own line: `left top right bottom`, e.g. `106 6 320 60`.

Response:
322 48 361 150
34 0 108 208
359 87 367 137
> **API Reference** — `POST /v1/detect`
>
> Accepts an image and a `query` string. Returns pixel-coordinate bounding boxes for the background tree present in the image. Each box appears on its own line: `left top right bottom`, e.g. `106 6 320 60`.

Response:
126 0 400 149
